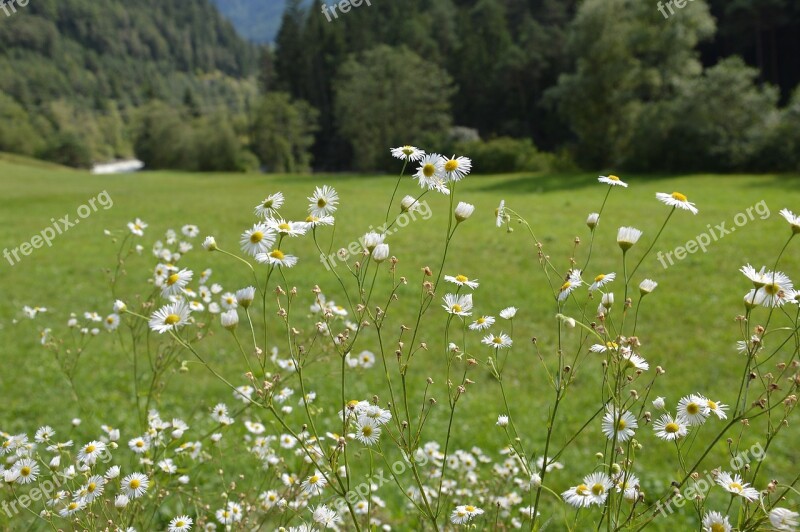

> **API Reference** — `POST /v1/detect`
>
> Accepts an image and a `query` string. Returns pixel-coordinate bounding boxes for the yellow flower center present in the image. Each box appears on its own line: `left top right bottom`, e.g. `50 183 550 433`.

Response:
708 401 718 410
617 419 627 430
270 250 285 260
465 505 475 512
317 198 326 208
591 483 605 496
595 274 605 282
166 273 180 286
445 159 458 172
730 482 743 492
68 502 78 510
250 231 263 244
88 482 96 492
347 400 359 409
129 479 140 489
607 341 618 349
560 281 571 291
136 440 144 448
476 317 485 324
402 146 414 155
493 337 502 344
763 283 781 295
309 475 319 484
671 192 688 202
452 304 462 313
278 223 291 231
20 466 31 476
711 524 725 532
305 215 317 223
362 426 373 437
686 403 700 415
176 521 186 527
608 175 620 181
455 274 469 283
576 484 589 495
665 422 680 433
422 163 436 177
164 314 181 325
85 445 96 453
262 199 273 208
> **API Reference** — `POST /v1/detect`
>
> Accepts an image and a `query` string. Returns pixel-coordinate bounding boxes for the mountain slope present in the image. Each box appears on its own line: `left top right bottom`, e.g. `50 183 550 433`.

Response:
211 0 295 43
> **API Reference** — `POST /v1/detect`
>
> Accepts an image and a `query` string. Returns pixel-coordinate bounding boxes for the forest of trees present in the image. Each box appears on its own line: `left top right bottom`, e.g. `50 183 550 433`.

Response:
1 0 800 173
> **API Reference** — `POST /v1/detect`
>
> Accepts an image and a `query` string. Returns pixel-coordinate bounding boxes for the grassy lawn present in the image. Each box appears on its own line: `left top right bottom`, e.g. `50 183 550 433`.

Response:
1 156 799 530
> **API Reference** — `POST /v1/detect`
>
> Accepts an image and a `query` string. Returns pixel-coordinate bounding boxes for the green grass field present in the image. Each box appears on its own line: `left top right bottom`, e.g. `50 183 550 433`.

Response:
1 155 799 530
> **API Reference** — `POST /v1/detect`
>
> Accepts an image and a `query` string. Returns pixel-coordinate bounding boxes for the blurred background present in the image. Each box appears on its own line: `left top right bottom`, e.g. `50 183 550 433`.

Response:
1 0 799 175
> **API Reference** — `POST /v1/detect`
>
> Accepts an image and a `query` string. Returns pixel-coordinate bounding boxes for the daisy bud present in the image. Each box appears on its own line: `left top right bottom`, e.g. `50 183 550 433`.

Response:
221 310 239 331
639 279 658 296
115 494 129 508
617 227 643 252
497 415 509 427
400 195 420 213
652 397 666 410
49 455 61 468
113 300 127 313
601 292 614 309
72 418 81 427
530 473 542 487
362 231 385 252
202 236 217 251
454 202 475 223
236 286 256 309
595 452 604 460
586 212 600 230
372 243 390 263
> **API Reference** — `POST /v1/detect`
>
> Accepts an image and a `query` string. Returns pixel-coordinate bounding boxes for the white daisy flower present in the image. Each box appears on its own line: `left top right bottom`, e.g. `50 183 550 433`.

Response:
128 436 150 454
716 471 760 501
240 223 275 257
496 200 506 228
77 440 107 464
444 274 479 289
590 341 619 353
400 195 423 213
756 270 794 307
621 351 649 371
301 471 327 496
653 414 688 441
361 231 385 252
220 292 238 310
442 293 473 317
497 415 509 427
391 145 426 161
354 418 381 446
779 208 800 234
14 458 39 484
702 511 731 532
34 426 55 443
255 249 298 268
266 218 308 237
614 472 641 501
149 301 191 334
617 227 643 251
598 175 627 187
469 315 495 331
706 398 728 420
312 504 342 528
161 268 193 297
770 508 800 531
601 408 638 442
168 515 193 532
308 185 339 217
254 192 285 218
442 155 472 181
127 218 148 236
103 313 121 331
562 482 593 508
499 306 517 319
558 270 584 302
304 214 335 228
414 154 449 194
482 332 513 349
76 475 105 502
121 472 149 499
358 350 375 368
589 272 616 291
59 500 87 517
450 504 484 524
677 394 711 426
656 192 698 214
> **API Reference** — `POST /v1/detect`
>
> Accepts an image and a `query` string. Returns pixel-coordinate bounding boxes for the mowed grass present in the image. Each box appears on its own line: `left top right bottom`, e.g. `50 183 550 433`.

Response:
1 156 799 529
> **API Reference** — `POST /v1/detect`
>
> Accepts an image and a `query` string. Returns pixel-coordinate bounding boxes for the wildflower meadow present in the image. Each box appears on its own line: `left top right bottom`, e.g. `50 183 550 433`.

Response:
1 153 799 531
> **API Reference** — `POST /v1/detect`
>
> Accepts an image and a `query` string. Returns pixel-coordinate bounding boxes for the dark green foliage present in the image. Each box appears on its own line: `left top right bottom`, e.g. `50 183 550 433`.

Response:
251 92 319 173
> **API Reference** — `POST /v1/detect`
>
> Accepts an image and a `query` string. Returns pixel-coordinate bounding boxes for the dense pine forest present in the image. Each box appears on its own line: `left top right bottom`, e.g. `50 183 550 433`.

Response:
1 0 800 172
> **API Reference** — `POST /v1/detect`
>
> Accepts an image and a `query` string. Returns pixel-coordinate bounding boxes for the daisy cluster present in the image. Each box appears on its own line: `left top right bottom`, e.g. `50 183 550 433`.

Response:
11 153 800 531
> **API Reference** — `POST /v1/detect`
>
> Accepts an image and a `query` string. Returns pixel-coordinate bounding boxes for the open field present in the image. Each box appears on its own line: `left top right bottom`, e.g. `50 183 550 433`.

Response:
1 156 799 530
